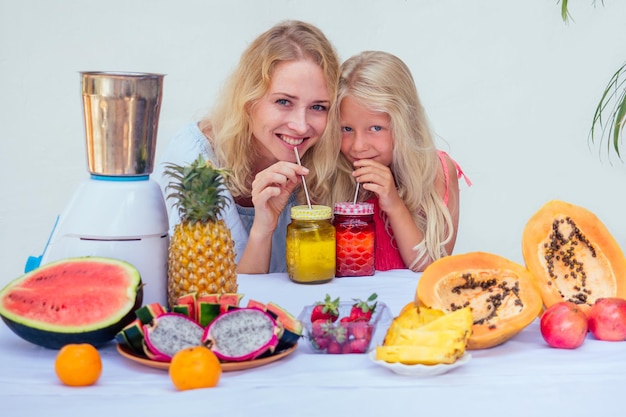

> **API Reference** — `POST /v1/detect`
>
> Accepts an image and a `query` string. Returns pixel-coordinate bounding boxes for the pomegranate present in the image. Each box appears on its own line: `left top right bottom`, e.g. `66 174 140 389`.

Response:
540 301 588 349
587 297 626 341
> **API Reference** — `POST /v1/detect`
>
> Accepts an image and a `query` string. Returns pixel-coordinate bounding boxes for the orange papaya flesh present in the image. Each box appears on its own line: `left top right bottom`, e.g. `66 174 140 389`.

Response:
522 200 626 314
416 252 542 350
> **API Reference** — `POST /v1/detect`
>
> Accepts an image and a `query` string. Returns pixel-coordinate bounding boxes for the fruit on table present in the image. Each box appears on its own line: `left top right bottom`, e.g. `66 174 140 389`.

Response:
377 303 472 365
310 294 340 322
540 301 588 349
349 293 378 321
416 252 542 350
55 343 102 387
143 313 204 361
265 301 304 350
303 293 383 354
202 308 280 361
117 295 301 361
383 302 471 346
522 200 626 315
164 155 238 308
0 256 143 349
171 292 243 326
587 297 626 341
169 346 222 390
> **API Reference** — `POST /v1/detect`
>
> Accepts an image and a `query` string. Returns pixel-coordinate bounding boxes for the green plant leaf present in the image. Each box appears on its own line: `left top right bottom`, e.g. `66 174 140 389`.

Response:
560 0 570 22
611 88 626 157
590 62 626 159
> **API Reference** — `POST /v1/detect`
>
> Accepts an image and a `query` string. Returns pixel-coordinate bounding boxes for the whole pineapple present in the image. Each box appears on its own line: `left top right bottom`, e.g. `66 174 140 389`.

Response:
164 155 238 308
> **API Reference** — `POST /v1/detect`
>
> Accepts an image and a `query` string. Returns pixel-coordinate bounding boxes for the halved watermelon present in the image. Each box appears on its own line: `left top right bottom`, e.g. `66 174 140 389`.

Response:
0 256 143 349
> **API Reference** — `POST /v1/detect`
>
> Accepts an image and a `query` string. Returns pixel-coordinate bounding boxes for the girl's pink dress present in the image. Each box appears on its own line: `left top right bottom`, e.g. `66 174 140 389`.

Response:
367 151 471 271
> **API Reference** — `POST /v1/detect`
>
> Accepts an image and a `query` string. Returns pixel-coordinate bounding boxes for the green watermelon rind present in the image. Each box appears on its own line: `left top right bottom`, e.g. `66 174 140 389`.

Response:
0 257 143 349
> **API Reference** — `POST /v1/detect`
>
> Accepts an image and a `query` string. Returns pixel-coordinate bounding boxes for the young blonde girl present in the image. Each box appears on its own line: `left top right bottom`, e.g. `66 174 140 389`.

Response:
332 51 470 272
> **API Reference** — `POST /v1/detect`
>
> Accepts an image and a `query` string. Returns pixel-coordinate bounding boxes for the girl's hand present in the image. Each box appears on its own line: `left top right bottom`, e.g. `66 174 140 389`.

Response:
352 159 402 213
251 161 308 234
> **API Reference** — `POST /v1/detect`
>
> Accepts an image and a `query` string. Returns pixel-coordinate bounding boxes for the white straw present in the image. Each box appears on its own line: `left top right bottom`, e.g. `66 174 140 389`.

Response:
353 182 360 204
293 147 312 209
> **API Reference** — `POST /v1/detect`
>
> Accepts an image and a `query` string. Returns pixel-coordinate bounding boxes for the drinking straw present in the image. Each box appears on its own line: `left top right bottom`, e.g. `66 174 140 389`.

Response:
353 182 360 204
293 147 312 209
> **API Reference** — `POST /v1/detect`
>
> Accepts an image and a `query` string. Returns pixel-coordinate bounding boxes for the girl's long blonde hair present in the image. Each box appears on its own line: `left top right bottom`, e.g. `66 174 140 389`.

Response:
332 51 454 270
199 20 341 206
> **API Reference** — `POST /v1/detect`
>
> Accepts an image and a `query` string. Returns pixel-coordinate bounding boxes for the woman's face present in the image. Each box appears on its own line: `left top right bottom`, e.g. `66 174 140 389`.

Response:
339 96 394 167
249 60 330 167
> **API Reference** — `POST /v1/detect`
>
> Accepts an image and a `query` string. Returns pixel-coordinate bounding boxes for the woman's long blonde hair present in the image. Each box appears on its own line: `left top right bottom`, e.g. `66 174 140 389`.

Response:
199 20 340 206
332 51 454 269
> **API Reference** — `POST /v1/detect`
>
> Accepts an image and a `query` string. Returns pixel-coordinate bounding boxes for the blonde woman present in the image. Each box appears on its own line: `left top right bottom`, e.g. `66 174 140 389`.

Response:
332 51 470 272
156 20 341 273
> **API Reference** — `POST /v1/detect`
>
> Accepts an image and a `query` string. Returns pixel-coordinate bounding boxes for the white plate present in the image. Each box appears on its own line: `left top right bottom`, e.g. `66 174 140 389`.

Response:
368 349 471 376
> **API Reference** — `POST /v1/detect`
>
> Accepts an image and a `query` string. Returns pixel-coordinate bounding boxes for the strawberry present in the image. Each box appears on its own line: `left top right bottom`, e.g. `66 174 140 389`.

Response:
310 294 340 322
326 340 343 354
343 338 369 354
311 319 331 339
339 316 352 330
349 293 378 322
349 320 373 340
312 333 330 350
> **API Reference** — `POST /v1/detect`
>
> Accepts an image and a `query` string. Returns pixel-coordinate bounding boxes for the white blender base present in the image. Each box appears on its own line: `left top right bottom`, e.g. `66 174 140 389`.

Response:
42 235 168 307
40 178 170 306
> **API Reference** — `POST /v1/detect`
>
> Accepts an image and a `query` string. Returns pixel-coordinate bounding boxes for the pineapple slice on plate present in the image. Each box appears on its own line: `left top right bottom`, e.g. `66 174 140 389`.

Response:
375 344 465 366
396 302 446 328
378 304 473 366
164 155 238 308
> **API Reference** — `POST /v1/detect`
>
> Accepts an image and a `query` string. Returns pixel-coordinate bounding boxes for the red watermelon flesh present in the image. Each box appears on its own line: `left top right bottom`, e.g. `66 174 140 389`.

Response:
0 256 143 348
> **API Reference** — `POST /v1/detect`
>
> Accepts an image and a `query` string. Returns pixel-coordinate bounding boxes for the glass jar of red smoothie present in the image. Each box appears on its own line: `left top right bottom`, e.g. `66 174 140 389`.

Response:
333 202 375 277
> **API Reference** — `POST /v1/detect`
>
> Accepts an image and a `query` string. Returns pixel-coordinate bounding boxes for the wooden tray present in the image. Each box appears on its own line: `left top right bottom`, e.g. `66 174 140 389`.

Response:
116 343 297 372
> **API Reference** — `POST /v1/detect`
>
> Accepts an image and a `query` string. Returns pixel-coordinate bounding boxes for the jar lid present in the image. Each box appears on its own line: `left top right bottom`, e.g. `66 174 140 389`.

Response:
291 205 332 220
333 202 374 215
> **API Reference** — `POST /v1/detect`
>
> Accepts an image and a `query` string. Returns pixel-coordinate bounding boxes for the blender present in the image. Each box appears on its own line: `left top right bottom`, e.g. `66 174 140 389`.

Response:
29 72 169 306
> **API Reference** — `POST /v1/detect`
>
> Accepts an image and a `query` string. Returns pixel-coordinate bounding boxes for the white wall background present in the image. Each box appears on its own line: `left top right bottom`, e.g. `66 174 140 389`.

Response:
1 0 625 285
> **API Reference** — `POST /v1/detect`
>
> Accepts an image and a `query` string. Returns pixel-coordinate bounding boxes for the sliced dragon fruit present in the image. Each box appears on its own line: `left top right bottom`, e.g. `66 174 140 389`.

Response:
143 312 204 362
202 308 280 362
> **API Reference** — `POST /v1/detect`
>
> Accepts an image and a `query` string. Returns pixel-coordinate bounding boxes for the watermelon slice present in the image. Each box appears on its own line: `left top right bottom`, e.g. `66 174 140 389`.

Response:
266 301 303 349
0 256 143 349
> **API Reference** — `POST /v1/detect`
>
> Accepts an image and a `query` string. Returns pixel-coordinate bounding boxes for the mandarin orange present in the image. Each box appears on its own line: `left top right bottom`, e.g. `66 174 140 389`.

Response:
55 343 102 386
169 346 221 390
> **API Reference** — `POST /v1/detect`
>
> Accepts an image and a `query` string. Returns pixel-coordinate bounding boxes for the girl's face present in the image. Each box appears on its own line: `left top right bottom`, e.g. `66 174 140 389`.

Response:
340 96 394 167
249 59 330 168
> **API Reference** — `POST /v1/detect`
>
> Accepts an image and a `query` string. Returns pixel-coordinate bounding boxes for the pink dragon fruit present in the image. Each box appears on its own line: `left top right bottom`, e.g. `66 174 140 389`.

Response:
202 308 280 362
143 312 204 362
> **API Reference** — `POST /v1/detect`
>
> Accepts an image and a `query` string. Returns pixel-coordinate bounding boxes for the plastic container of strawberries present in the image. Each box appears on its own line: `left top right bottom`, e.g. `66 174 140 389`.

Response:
297 302 393 354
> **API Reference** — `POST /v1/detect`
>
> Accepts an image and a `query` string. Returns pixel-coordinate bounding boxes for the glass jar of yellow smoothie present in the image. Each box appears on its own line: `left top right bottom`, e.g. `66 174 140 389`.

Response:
286 205 335 284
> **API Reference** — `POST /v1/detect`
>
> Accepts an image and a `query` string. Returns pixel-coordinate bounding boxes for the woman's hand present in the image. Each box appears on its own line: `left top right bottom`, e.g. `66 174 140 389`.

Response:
251 161 308 233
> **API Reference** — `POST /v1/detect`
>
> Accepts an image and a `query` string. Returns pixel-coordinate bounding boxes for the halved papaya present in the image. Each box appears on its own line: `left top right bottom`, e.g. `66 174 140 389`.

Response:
416 252 542 350
522 200 626 314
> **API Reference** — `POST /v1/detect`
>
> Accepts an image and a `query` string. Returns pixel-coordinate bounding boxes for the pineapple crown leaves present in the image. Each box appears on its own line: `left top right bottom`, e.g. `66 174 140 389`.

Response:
164 155 231 224
352 292 378 313
315 294 340 316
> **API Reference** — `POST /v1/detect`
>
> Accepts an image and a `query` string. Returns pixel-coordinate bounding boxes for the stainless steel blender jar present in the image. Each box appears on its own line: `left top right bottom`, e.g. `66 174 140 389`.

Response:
34 72 169 306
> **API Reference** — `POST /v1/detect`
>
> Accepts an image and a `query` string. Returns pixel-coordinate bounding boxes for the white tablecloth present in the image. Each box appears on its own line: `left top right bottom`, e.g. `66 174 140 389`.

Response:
1 270 624 417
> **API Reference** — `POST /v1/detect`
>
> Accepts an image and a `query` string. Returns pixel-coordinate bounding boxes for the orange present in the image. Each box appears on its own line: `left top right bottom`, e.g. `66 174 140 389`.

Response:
169 346 222 391
55 343 102 386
